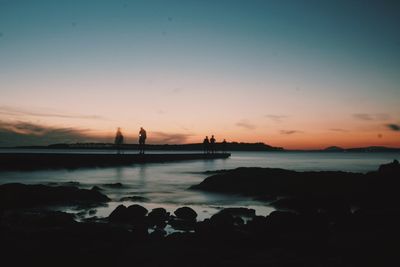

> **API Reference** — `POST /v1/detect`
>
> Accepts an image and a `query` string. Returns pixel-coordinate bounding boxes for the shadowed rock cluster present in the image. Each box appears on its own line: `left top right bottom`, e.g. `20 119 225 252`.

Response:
1 161 400 266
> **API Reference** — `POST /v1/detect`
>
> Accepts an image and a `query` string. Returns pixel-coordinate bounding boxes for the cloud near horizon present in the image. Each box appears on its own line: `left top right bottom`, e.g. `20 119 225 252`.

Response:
280 130 302 135
0 120 107 146
386 124 400 132
0 120 193 146
149 131 193 144
265 114 288 123
0 106 105 120
353 113 390 121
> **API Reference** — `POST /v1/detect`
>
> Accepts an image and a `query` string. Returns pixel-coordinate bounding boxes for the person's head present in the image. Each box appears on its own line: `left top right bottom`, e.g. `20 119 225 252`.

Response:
212 135 214 138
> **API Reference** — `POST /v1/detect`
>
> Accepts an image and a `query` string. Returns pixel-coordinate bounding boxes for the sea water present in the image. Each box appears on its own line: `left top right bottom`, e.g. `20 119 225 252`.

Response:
0 149 398 219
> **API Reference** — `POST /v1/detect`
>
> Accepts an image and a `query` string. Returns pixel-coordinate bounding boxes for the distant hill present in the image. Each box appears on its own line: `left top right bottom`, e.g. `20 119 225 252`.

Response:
323 146 345 152
322 146 400 152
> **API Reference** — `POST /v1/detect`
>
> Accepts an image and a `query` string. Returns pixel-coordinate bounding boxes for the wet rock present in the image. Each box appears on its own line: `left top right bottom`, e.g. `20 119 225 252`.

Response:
108 204 148 224
0 183 110 209
217 207 256 218
108 204 128 222
169 217 196 231
378 159 400 173
210 212 235 229
91 186 102 191
149 228 167 240
246 215 268 234
127 204 148 217
148 208 169 228
1 210 76 227
174 207 197 221
265 210 299 231
103 182 123 188
88 209 97 215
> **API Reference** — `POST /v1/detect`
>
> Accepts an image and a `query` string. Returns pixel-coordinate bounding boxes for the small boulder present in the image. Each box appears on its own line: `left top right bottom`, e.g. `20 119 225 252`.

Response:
126 204 148 218
108 204 129 222
91 186 102 191
103 183 123 188
217 207 256 218
174 207 197 221
210 212 235 228
148 208 169 228
108 204 148 223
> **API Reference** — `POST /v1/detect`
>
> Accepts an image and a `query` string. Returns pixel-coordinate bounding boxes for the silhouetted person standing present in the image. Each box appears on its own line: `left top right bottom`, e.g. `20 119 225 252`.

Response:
203 136 210 154
139 127 147 154
210 135 216 154
114 127 124 154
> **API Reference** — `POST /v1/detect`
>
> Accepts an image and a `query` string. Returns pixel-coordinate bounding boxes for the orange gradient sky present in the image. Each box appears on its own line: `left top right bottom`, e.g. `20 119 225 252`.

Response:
0 1 399 149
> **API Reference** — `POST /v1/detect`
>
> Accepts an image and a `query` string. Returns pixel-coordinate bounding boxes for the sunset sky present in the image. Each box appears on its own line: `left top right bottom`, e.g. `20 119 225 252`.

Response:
1 0 399 149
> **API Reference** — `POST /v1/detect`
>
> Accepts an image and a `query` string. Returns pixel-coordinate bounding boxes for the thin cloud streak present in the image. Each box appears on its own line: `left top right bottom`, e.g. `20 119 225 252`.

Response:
150 131 193 144
0 120 107 146
280 130 302 135
353 113 390 121
265 114 288 123
386 124 400 132
236 120 256 130
0 106 105 120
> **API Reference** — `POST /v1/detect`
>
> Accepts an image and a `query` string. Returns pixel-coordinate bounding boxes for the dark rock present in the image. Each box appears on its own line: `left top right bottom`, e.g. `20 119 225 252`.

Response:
245 216 269 236
174 207 197 221
91 186 102 191
191 167 365 198
88 209 97 215
0 183 110 209
149 228 167 240
108 204 128 222
148 208 169 228
108 204 148 224
210 212 235 229
169 217 196 231
127 204 148 217
103 183 123 188
378 159 400 174
265 210 299 231
233 216 245 227
1 210 76 227
217 207 256 218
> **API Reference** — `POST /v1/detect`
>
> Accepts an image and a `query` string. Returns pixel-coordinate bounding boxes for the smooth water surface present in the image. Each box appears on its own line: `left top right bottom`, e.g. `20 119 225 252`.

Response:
1 149 398 219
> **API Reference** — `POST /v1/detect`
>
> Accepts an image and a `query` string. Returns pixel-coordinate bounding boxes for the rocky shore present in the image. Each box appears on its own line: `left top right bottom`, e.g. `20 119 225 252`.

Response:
1 161 399 266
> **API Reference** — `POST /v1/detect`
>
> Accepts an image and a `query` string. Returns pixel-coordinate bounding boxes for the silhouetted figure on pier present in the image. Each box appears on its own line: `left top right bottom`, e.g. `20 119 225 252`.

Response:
139 127 147 154
114 127 124 154
203 136 210 154
210 135 216 154
222 139 227 153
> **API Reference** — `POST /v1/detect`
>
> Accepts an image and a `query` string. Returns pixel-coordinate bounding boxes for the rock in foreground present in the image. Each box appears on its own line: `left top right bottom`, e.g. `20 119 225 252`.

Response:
0 183 110 209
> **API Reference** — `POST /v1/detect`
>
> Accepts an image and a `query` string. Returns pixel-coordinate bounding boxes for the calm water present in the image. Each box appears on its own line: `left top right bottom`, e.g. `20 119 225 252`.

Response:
0 149 398 220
